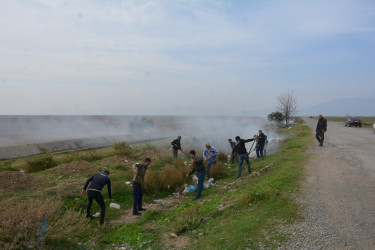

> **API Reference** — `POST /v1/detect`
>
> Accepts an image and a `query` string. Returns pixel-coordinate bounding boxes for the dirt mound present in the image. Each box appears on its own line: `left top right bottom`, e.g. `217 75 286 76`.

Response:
0 171 39 194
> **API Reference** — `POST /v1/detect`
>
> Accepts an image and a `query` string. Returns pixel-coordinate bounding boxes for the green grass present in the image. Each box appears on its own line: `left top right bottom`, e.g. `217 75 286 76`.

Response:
0 119 313 249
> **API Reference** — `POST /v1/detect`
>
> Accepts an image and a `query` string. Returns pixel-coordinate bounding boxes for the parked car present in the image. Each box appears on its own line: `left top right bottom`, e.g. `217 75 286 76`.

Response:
345 117 362 127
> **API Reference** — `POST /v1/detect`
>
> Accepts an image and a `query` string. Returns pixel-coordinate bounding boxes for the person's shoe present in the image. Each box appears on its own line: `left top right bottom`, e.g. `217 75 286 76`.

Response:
132 212 142 216
139 208 147 212
192 197 199 201
319 144 323 147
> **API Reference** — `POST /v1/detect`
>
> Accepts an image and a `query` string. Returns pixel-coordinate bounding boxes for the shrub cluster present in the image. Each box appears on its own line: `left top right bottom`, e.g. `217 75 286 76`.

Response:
25 153 56 172
113 142 136 158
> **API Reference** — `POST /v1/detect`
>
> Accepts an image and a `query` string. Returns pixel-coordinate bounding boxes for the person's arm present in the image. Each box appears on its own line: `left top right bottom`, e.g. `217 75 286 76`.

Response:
81 175 94 194
213 147 219 156
244 138 254 143
107 179 112 201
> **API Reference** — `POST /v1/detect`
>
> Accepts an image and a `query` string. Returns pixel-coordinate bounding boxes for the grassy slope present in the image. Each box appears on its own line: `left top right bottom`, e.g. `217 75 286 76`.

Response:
0 120 313 249
98 119 313 249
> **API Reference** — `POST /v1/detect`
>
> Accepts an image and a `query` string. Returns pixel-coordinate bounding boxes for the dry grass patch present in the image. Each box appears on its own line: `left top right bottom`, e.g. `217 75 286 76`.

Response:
0 171 40 194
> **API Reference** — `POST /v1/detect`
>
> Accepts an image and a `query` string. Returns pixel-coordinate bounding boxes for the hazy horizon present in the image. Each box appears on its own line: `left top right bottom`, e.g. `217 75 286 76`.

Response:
1 1 375 116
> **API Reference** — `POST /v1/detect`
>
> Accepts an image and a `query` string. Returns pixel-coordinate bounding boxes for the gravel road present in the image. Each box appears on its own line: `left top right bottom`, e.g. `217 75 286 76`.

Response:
280 118 375 249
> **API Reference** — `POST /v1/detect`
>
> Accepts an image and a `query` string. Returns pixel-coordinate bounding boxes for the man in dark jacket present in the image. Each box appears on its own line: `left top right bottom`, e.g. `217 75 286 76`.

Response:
316 114 327 147
234 136 256 179
132 158 152 215
171 136 182 162
81 170 113 225
186 150 206 201
256 130 266 159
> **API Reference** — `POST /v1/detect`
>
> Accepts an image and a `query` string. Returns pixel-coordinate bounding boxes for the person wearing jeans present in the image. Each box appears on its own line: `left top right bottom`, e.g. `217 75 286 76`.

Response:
234 136 256 179
203 143 219 180
255 130 266 159
132 158 152 216
186 150 206 201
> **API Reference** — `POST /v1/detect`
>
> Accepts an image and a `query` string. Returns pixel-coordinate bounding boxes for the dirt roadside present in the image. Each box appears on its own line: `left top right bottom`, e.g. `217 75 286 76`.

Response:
280 118 375 249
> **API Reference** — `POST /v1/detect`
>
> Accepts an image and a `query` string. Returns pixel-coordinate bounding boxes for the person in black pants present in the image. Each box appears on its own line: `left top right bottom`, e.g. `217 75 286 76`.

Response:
132 158 152 216
171 136 182 162
81 170 113 225
316 114 327 147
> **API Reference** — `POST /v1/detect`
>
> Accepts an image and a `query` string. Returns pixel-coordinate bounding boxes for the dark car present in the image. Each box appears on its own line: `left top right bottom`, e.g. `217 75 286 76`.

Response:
345 117 362 127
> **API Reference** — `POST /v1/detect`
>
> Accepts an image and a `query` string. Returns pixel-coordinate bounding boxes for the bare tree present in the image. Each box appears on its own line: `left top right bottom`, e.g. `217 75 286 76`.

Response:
277 91 297 126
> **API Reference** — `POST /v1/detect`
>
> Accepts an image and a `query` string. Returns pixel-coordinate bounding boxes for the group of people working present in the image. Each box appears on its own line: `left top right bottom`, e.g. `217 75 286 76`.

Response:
81 130 269 224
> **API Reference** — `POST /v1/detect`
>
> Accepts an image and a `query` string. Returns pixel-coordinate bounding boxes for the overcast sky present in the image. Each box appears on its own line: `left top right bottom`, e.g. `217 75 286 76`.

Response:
0 0 374 115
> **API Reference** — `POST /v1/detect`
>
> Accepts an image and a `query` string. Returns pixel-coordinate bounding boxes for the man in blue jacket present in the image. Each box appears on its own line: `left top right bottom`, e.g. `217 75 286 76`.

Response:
203 143 219 180
81 170 113 225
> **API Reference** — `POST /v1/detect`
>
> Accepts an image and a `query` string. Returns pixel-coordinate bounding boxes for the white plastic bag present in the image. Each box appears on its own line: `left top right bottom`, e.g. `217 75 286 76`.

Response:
110 202 120 209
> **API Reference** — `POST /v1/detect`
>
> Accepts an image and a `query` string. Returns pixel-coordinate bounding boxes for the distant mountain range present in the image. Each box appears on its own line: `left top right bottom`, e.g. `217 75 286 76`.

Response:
299 96 375 116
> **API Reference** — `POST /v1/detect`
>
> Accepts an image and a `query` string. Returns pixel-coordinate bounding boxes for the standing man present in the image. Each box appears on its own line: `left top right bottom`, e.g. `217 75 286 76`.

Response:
132 158 152 216
316 114 327 147
81 170 113 225
234 136 256 179
186 150 206 201
171 136 182 162
228 139 239 164
203 143 219 180
256 130 266 159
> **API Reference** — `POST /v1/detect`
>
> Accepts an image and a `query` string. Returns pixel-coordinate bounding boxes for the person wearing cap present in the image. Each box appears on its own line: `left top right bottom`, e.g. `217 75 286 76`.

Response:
203 143 219 180
81 170 113 225
132 158 152 216
171 136 182 162
316 114 327 147
234 135 256 179
186 150 206 201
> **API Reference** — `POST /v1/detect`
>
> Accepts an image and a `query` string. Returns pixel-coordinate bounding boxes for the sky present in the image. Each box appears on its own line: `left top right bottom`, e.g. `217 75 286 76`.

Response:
0 0 374 116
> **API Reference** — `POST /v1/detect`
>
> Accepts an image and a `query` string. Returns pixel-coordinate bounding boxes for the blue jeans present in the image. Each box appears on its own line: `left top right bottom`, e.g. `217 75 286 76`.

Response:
195 170 206 199
238 153 251 178
256 144 264 158
132 182 143 213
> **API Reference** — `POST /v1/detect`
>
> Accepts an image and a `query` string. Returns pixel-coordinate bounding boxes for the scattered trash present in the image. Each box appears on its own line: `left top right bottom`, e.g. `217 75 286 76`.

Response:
125 181 131 185
192 175 198 183
208 178 214 183
186 185 196 192
204 183 210 189
74 198 80 201
110 203 120 209
93 212 100 217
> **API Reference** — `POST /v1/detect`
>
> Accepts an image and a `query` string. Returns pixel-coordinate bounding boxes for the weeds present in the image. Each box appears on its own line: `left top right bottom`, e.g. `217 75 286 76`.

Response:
0 198 62 249
113 142 136 158
171 205 200 234
25 153 56 172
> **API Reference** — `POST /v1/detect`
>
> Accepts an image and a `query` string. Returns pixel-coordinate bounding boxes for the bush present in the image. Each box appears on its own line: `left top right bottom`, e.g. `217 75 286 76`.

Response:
210 162 227 179
25 153 56 172
160 165 189 191
113 142 136 158
217 151 228 162
144 169 162 193
171 206 200 234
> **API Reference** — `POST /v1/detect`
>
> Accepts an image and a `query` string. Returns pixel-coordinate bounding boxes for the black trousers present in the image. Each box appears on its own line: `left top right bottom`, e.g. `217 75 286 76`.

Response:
87 190 106 224
315 131 325 146
132 182 143 213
